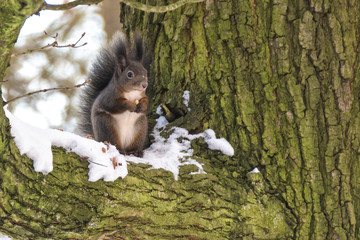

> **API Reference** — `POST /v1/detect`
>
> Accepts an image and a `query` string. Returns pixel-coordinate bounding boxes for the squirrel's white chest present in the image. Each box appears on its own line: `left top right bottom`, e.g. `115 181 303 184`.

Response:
113 112 141 149
112 90 143 149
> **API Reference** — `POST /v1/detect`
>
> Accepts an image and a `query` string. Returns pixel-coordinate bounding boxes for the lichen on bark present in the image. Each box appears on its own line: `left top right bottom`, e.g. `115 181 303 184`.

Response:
1 0 360 239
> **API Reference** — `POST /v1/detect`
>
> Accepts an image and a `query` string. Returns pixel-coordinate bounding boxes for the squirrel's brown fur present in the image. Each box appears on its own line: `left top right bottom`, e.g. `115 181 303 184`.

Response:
79 32 148 157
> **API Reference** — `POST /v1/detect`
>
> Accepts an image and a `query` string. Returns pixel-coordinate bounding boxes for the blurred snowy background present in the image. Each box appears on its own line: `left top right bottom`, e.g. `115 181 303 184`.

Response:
3 0 122 132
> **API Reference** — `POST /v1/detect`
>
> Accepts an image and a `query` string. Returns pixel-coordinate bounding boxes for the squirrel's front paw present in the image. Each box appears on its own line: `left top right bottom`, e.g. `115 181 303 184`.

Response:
128 102 137 112
135 100 147 113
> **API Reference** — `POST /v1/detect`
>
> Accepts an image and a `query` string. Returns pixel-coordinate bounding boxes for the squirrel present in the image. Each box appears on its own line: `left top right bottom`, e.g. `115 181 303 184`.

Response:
79 32 149 157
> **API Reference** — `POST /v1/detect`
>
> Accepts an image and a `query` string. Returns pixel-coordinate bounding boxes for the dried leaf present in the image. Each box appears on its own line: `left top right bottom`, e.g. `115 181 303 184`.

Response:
112 157 117 169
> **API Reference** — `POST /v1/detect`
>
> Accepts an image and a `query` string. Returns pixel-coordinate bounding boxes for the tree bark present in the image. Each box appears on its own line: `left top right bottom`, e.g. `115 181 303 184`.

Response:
1 0 360 239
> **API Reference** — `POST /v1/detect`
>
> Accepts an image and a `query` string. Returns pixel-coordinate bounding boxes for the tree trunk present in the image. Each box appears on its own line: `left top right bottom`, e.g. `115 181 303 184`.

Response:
1 0 360 239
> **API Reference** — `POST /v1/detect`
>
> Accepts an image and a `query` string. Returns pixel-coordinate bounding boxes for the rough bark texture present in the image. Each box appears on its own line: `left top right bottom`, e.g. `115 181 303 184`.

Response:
1 0 360 239
121 0 360 238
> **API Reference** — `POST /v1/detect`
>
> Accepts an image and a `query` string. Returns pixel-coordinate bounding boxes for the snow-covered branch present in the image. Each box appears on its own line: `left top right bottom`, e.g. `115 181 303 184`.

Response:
5 103 234 182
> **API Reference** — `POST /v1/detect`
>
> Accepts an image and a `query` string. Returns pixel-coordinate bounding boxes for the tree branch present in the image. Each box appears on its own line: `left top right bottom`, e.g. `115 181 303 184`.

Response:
42 0 204 12
120 0 205 13
4 79 91 105
41 0 103 11
11 32 87 58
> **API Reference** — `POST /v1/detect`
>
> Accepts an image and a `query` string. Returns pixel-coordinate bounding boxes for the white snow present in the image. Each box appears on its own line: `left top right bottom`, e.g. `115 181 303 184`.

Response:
182 90 191 111
5 109 127 181
126 114 205 180
248 168 260 174
0 234 11 240
5 105 234 181
126 106 234 180
201 129 235 156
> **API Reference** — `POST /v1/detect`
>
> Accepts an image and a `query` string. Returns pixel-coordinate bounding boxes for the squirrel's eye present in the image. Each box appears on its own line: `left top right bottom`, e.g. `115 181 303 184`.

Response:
127 71 134 78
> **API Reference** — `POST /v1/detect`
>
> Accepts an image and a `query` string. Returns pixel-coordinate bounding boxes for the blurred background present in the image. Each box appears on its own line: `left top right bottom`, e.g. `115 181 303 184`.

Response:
3 0 122 133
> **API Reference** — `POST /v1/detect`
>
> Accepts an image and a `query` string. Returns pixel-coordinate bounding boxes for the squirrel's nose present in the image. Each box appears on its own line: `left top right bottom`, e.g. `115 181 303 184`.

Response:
142 82 148 89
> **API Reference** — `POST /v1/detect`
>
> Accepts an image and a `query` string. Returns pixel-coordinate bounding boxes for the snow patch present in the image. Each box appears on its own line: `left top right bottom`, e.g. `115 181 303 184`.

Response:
201 129 234 156
126 106 234 180
126 115 205 180
182 90 191 111
0 234 11 240
248 168 260 174
5 109 127 182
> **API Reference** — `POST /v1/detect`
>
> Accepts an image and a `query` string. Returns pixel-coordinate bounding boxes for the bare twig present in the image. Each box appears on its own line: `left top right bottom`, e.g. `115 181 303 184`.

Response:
11 32 87 58
88 160 108 168
5 79 91 105
42 0 204 13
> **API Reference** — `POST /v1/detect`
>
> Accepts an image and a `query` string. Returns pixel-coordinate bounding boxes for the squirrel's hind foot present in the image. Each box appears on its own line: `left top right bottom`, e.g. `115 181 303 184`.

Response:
117 149 144 158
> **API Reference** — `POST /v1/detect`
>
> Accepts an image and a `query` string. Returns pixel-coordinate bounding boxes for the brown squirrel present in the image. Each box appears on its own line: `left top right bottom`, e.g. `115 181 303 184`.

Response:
79 33 148 157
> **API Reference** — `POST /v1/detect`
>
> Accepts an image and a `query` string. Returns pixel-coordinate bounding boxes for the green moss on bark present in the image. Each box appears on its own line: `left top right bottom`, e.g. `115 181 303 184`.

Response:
1 0 360 239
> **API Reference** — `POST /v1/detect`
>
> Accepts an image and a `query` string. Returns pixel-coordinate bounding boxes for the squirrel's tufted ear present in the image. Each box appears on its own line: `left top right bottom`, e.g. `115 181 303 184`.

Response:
117 54 128 72
110 32 128 72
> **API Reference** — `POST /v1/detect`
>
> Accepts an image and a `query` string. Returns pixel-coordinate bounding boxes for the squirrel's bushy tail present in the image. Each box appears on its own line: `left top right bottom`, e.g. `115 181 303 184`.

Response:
78 33 128 136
